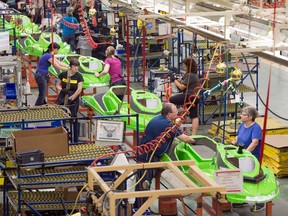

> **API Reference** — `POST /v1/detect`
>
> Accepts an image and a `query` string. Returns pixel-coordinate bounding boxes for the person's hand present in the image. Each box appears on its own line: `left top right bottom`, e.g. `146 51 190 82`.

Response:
95 72 100 77
61 89 69 95
68 95 74 101
170 73 177 82
190 138 196 145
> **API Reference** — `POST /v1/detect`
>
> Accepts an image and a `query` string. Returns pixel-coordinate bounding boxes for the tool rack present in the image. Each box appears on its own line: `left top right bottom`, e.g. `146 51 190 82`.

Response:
3 143 113 216
199 54 259 126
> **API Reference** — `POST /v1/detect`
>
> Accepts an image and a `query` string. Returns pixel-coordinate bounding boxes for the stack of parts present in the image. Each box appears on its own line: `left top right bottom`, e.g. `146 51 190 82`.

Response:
263 135 288 177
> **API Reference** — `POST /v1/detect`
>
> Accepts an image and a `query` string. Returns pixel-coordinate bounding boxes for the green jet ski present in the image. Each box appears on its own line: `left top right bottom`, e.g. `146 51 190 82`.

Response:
49 54 110 89
16 32 71 56
1 15 40 36
82 86 162 132
161 135 279 204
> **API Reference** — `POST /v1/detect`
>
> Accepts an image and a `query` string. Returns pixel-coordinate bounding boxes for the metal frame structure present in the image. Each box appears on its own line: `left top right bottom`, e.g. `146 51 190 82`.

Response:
199 54 259 125
87 160 227 216
2 112 140 215
112 0 288 66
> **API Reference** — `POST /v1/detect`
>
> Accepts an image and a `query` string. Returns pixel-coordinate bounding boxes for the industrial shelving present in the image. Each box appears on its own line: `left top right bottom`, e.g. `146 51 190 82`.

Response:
0 57 21 107
120 17 170 82
3 143 113 216
2 112 140 215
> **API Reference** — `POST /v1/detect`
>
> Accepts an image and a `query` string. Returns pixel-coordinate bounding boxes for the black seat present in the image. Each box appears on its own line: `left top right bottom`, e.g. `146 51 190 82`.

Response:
31 33 41 41
194 137 218 152
93 93 107 112
67 55 80 62
18 36 27 48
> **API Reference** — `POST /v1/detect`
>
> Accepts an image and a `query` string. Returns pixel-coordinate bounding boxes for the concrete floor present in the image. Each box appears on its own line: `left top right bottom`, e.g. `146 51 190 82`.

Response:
7 57 288 215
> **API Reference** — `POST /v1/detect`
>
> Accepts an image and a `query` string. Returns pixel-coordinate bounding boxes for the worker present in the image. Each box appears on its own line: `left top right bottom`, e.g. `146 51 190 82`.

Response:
94 46 126 86
56 58 84 117
231 106 264 212
136 102 195 190
232 106 262 160
34 42 69 106
169 57 199 135
71 0 81 23
60 6 79 52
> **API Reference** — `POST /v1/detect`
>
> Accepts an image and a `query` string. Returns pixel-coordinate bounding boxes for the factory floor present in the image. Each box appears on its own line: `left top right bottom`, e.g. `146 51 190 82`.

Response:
2 57 288 215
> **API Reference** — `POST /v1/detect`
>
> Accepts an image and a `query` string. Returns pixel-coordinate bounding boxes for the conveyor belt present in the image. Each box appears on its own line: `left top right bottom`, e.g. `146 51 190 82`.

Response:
0 105 70 123
0 203 18 216
7 143 113 164
6 166 87 189
5 144 113 188
7 191 83 211
46 144 113 162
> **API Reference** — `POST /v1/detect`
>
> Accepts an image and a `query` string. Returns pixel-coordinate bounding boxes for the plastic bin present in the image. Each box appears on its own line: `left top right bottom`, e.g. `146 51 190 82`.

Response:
5 83 17 100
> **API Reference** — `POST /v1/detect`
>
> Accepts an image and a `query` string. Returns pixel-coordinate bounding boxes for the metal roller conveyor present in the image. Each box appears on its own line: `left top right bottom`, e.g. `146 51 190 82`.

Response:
0 105 71 123
7 144 113 164
0 203 17 216
45 144 113 162
7 191 83 211
6 166 87 189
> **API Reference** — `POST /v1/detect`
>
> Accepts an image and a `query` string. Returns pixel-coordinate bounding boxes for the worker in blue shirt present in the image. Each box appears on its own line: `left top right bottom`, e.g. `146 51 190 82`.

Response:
232 106 264 212
232 106 262 160
60 7 79 52
35 42 70 106
137 103 195 189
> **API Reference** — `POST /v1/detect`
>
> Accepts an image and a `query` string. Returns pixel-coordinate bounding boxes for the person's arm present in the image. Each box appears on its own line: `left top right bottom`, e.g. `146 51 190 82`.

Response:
56 78 62 91
177 134 195 144
231 136 238 145
246 139 260 152
174 79 186 91
49 57 70 71
95 64 110 77
69 82 83 101
17 1 21 10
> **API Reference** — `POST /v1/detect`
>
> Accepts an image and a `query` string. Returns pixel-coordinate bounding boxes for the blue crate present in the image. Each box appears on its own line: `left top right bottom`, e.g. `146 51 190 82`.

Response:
117 49 125 55
5 83 17 100
132 208 150 215
95 159 117 181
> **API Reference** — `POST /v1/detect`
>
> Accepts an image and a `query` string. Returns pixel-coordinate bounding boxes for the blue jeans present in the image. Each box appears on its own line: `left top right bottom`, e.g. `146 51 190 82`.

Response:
62 34 76 51
34 72 48 106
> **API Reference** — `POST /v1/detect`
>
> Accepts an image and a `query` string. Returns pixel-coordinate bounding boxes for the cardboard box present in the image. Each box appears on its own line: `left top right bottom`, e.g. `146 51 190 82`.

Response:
63 187 78 201
12 127 69 157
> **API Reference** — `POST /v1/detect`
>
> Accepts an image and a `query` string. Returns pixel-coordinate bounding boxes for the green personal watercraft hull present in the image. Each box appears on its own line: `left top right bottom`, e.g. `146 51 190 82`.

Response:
2 15 40 36
49 54 110 89
161 135 279 204
16 32 71 56
82 86 162 132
